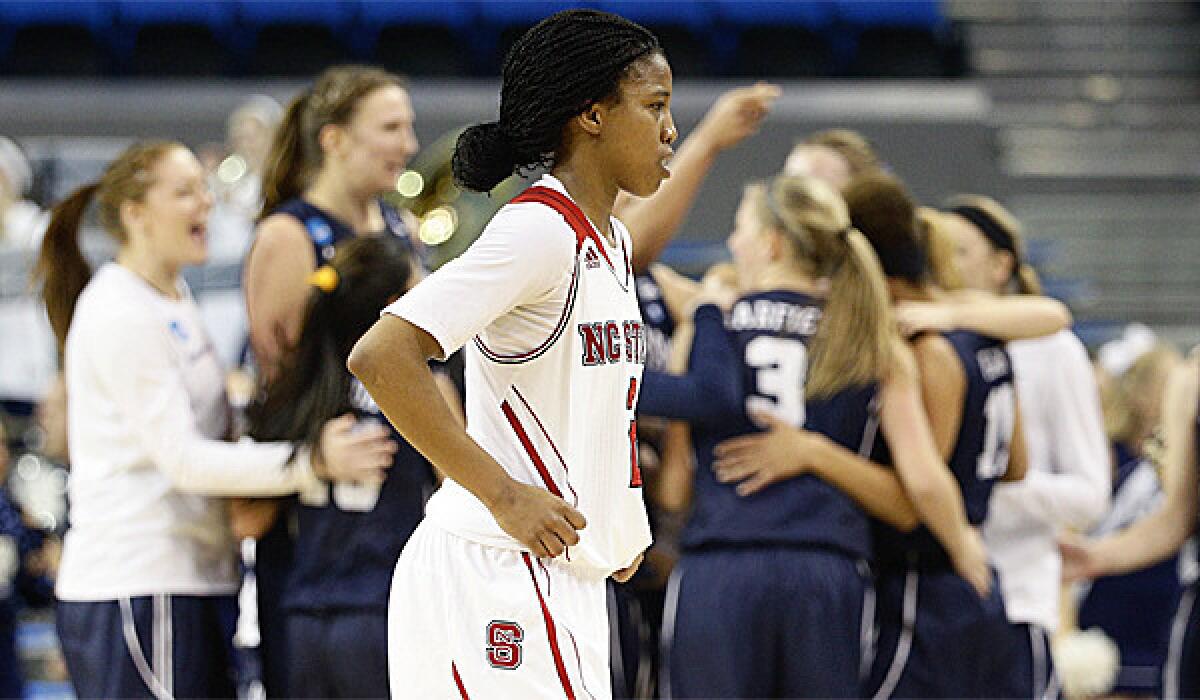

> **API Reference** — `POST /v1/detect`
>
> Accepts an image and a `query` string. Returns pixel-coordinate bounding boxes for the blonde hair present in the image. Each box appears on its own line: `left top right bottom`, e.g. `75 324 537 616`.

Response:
34 141 184 352
918 207 963 291
945 194 1042 295
801 129 880 178
1103 345 1180 447
747 174 894 398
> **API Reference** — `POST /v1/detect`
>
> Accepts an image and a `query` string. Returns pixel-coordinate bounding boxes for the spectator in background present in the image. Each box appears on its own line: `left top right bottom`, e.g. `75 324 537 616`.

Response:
207 95 282 263
32 140 396 699
1073 341 1185 697
938 195 1110 699
0 136 57 405
783 128 881 191
0 136 48 251
0 417 55 700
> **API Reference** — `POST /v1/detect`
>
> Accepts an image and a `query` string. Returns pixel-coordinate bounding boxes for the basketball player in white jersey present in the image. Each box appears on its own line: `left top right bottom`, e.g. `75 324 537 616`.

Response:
348 10 676 699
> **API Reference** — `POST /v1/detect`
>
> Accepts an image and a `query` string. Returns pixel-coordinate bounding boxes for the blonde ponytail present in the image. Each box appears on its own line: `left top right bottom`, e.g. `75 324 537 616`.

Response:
752 175 894 398
807 228 894 398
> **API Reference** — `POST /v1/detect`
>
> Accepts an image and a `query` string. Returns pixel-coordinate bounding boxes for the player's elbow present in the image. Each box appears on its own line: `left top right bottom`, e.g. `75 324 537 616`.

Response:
347 333 375 383
891 508 921 533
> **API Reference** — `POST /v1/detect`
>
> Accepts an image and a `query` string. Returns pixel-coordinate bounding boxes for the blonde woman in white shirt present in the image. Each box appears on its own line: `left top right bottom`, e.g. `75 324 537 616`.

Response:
32 141 395 700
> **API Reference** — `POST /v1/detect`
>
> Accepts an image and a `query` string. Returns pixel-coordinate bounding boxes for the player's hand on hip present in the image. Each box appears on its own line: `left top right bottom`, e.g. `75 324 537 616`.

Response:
315 414 398 484
491 482 587 559
612 552 644 583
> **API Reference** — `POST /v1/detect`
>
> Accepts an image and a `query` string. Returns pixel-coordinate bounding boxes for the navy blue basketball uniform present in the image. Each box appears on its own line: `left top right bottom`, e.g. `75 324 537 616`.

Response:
866 331 1015 699
245 198 420 697
1077 443 1183 696
265 198 434 699
58 595 238 699
640 290 879 698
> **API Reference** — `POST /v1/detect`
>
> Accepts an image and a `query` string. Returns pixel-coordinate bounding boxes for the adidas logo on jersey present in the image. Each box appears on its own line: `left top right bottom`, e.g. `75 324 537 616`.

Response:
583 247 602 270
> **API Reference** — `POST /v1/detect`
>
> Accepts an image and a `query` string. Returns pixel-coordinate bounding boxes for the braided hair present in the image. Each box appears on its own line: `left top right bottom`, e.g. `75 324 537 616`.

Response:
453 9 661 192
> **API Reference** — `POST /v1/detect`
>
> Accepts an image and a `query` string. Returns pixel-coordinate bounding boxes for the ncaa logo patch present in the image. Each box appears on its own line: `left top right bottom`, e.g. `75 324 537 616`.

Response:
486 620 524 670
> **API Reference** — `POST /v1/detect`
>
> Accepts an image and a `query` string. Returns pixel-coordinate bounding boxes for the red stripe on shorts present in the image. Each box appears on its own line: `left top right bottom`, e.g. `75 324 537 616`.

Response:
522 552 576 700
451 662 470 698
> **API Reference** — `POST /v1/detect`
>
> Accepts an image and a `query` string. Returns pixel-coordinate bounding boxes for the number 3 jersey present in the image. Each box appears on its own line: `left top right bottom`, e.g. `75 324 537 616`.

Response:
639 289 881 560
872 330 1016 569
383 176 651 581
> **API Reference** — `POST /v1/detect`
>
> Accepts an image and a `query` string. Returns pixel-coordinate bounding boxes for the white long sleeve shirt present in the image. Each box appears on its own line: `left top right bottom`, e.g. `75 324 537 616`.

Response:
983 330 1110 632
56 264 321 600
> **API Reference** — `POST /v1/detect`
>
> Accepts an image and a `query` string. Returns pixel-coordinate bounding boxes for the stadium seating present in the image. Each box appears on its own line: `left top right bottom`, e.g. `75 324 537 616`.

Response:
0 0 957 78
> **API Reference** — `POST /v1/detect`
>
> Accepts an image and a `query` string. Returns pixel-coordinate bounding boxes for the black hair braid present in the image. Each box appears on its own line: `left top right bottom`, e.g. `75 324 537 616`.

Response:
453 9 660 192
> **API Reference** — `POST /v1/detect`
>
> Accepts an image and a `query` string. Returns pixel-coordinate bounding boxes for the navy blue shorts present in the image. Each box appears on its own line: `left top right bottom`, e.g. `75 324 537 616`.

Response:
286 609 388 698
992 622 1058 699
866 565 1012 698
662 547 869 699
1165 583 1199 699
57 594 237 699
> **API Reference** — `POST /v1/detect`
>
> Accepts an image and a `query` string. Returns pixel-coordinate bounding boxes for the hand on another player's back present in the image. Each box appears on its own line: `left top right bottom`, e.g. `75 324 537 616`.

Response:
712 412 825 496
951 526 992 599
315 414 398 484
1058 531 1099 583
490 481 587 559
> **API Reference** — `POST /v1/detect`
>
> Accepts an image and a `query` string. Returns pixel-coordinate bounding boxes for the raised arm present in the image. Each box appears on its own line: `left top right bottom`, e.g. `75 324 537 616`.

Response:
616 83 780 271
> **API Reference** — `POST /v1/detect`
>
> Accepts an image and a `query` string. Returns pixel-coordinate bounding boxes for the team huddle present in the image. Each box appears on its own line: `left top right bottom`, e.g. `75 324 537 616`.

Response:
12 8 1199 700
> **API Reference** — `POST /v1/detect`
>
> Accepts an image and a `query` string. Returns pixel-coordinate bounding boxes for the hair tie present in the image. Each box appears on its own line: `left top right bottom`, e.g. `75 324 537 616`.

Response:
307 265 339 293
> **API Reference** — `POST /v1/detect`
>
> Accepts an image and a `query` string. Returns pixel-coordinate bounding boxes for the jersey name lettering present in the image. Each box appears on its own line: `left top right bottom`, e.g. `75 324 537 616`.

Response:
578 319 645 366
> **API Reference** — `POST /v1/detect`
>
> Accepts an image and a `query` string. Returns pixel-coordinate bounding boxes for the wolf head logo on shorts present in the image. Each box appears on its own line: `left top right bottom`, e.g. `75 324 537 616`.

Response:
486 620 524 669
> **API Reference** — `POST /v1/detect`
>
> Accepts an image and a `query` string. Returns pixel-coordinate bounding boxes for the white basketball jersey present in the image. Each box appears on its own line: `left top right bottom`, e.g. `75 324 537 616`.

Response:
385 176 652 580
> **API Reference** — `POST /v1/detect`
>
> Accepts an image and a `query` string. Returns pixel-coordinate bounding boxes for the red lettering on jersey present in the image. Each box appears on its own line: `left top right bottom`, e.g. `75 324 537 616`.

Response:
578 323 605 366
605 321 622 363
486 621 524 670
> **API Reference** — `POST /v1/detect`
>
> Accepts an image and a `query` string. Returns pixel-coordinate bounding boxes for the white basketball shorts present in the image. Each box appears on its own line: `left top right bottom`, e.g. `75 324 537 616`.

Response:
388 519 612 699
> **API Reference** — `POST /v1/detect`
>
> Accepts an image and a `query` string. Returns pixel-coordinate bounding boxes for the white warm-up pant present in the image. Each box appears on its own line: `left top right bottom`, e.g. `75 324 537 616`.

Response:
388 520 611 699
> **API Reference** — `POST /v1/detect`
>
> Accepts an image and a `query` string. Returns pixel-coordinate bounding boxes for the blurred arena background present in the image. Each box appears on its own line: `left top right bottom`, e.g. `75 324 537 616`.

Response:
0 1 1198 697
